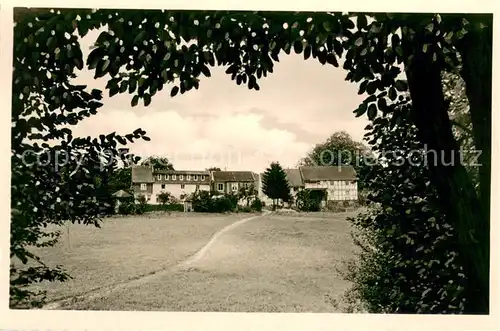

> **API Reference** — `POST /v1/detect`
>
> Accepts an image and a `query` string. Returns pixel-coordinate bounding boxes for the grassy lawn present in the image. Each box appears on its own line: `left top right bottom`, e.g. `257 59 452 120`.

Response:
57 211 358 312
23 212 254 302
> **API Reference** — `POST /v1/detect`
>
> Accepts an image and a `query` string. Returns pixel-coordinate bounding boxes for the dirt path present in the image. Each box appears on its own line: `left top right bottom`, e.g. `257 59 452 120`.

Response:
43 211 271 310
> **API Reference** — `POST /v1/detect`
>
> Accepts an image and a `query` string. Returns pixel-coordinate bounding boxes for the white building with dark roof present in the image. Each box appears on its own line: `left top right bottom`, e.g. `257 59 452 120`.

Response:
131 164 358 207
210 171 258 194
131 166 210 203
299 165 358 202
257 165 358 206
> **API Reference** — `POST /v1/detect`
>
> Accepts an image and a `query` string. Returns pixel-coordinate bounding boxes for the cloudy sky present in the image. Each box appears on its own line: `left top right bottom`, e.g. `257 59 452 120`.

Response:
71 29 369 173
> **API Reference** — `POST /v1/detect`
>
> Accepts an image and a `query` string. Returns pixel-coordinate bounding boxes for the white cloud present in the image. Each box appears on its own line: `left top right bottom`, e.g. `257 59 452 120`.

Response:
69 28 370 173
71 107 312 172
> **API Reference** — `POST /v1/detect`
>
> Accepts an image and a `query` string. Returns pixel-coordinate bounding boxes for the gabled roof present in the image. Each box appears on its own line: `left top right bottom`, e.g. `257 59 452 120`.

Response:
299 166 357 182
131 166 154 183
285 169 304 187
212 171 255 182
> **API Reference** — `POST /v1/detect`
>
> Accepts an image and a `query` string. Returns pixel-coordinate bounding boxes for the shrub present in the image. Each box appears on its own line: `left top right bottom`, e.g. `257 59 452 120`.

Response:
296 190 321 211
357 191 368 206
118 202 135 215
192 191 213 212
342 114 467 313
135 195 147 215
191 191 236 213
213 195 235 213
157 191 171 205
238 206 253 213
250 197 263 212
144 203 184 212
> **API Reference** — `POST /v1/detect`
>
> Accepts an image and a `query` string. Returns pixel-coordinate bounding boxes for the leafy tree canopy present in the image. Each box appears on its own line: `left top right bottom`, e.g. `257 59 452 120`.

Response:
140 156 175 171
12 8 491 312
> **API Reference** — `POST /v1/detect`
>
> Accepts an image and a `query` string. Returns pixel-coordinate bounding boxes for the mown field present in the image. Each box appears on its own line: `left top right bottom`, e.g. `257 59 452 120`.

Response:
19 211 359 312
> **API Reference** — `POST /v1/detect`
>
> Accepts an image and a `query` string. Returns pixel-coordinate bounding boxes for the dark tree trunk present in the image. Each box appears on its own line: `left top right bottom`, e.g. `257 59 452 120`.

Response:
402 36 489 313
455 16 492 224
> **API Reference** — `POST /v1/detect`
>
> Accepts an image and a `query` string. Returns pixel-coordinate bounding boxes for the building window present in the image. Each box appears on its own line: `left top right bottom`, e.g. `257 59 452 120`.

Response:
186 174 191 180
181 184 185 189
179 175 184 180
172 174 176 180
193 175 198 181
140 183 147 191
231 184 238 191
201 175 205 181
218 183 224 191
161 184 165 189
157 175 162 180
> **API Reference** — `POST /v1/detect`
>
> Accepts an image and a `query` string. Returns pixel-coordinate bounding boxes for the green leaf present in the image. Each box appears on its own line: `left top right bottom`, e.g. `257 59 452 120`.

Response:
366 81 377 95
322 21 332 32
143 93 151 106
355 102 367 117
388 87 397 101
444 31 454 42
377 97 387 111
133 30 147 45
46 37 56 50
109 87 119 97
326 53 338 67
317 51 327 65
131 95 139 107
365 94 377 103
367 103 377 120
116 136 127 145
129 78 137 93
304 45 311 60
357 15 367 30
201 65 211 77
293 40 303 54
101 59 110 73
171 86 179 97
358 80 368 95
119 81 128 93
333 40 343 57
395 80 408 92
391 34 400 47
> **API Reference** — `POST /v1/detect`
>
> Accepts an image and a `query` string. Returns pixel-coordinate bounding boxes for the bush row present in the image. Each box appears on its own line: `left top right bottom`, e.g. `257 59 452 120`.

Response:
191 190 263 213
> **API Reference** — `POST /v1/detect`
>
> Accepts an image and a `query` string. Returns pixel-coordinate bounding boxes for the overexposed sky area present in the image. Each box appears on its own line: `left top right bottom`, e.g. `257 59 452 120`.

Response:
71 29 370 173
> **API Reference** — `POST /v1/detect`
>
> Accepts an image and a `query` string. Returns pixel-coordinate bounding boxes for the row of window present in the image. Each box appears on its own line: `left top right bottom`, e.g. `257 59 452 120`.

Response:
217 182 251 191
140 183 202 191
331 180 355 185
156 174 206 181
